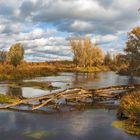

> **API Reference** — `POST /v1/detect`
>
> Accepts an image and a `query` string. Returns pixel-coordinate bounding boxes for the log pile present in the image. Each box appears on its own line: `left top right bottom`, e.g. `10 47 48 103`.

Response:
0 84 139 112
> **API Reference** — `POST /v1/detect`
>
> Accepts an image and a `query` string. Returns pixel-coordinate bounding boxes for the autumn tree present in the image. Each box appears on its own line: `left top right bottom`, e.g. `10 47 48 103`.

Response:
0 51 7 63
92 47 104 66
70 39 84 66
7 43 24 67
70 37 104 67
104 52 112 65
124 27 140 74
113 54 127 67
83 38 93 67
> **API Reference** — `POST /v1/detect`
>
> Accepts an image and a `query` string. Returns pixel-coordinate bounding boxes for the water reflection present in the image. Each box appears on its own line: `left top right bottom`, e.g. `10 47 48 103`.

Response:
70 71 140 89
29 71 140 90
72 72 101 88
6 87 23 98
0 71 140 98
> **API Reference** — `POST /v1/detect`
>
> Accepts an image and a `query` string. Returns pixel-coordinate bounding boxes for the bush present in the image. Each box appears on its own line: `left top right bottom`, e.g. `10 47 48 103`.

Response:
114 92 140 135
119 92 140 125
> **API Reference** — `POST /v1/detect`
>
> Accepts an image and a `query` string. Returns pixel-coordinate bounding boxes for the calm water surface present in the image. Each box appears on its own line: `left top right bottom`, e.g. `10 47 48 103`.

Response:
0 109 139 140
0 71 140 98
0 71 140 140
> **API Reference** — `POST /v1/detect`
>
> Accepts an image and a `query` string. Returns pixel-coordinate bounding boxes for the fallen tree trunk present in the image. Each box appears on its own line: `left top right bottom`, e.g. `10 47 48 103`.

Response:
0 84 139 111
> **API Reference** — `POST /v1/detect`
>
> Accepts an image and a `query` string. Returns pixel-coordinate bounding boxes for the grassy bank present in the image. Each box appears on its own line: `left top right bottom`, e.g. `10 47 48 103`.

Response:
113 92 140 135
39 61 110 72
118 67 140 76
0 94 20 103
0 61 110 81
112 121 140 135
0 81 59 104
0 63 59 81
9 81 59 90
72 65 110 73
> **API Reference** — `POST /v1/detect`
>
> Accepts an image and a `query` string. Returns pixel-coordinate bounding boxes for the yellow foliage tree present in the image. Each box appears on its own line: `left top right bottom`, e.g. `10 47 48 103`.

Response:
7 43 24 67
125 27 140 74
70 37 104 67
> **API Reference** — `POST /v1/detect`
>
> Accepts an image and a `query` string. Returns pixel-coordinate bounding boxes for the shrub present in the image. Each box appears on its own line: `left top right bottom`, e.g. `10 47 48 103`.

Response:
119 92 140 125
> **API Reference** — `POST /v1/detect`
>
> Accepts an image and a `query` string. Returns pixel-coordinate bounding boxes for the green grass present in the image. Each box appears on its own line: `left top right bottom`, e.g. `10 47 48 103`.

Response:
73 66 110 73
0 81 59 104
9 81 59 90
23 130 57 139
0 94 20 103
112 121 140 135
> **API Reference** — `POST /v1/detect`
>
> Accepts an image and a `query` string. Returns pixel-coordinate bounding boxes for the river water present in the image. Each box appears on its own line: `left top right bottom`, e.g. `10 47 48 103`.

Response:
0 71 140 98
0 71 140 140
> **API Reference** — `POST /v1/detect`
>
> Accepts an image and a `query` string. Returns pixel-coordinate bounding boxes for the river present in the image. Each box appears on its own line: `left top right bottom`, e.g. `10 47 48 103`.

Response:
0 71 140 140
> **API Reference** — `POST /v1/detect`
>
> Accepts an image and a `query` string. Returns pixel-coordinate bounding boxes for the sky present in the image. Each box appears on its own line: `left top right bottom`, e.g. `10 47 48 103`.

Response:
0 0 140 62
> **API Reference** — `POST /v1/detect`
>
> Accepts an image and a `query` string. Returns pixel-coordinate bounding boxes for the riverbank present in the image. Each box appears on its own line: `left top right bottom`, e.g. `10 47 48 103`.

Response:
9 81 59 90
0 94 20 103
112 120 140 135
113 92 140 135
0 61 110 81
118 67 140 76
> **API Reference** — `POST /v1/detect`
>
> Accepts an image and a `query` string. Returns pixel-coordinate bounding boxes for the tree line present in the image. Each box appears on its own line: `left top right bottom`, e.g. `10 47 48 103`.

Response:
0 26 139 75
70 37 127 68
70 27 140 75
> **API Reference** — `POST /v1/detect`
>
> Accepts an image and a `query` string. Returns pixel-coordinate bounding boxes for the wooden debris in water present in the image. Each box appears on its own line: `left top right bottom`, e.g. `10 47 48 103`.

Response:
0 84 139 111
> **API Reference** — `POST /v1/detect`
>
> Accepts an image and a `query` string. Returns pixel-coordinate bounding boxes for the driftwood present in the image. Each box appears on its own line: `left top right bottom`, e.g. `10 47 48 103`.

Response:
0 88 90 109
0 84 139 111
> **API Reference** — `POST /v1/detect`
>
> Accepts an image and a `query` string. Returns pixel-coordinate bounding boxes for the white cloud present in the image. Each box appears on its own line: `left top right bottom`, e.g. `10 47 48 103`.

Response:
0 25 5 33
101 35 118 42
70 20 93 31
0 0 140 61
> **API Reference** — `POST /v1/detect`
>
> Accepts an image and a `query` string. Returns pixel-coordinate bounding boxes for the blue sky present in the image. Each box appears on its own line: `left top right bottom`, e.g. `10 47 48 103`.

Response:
0 0 140 62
